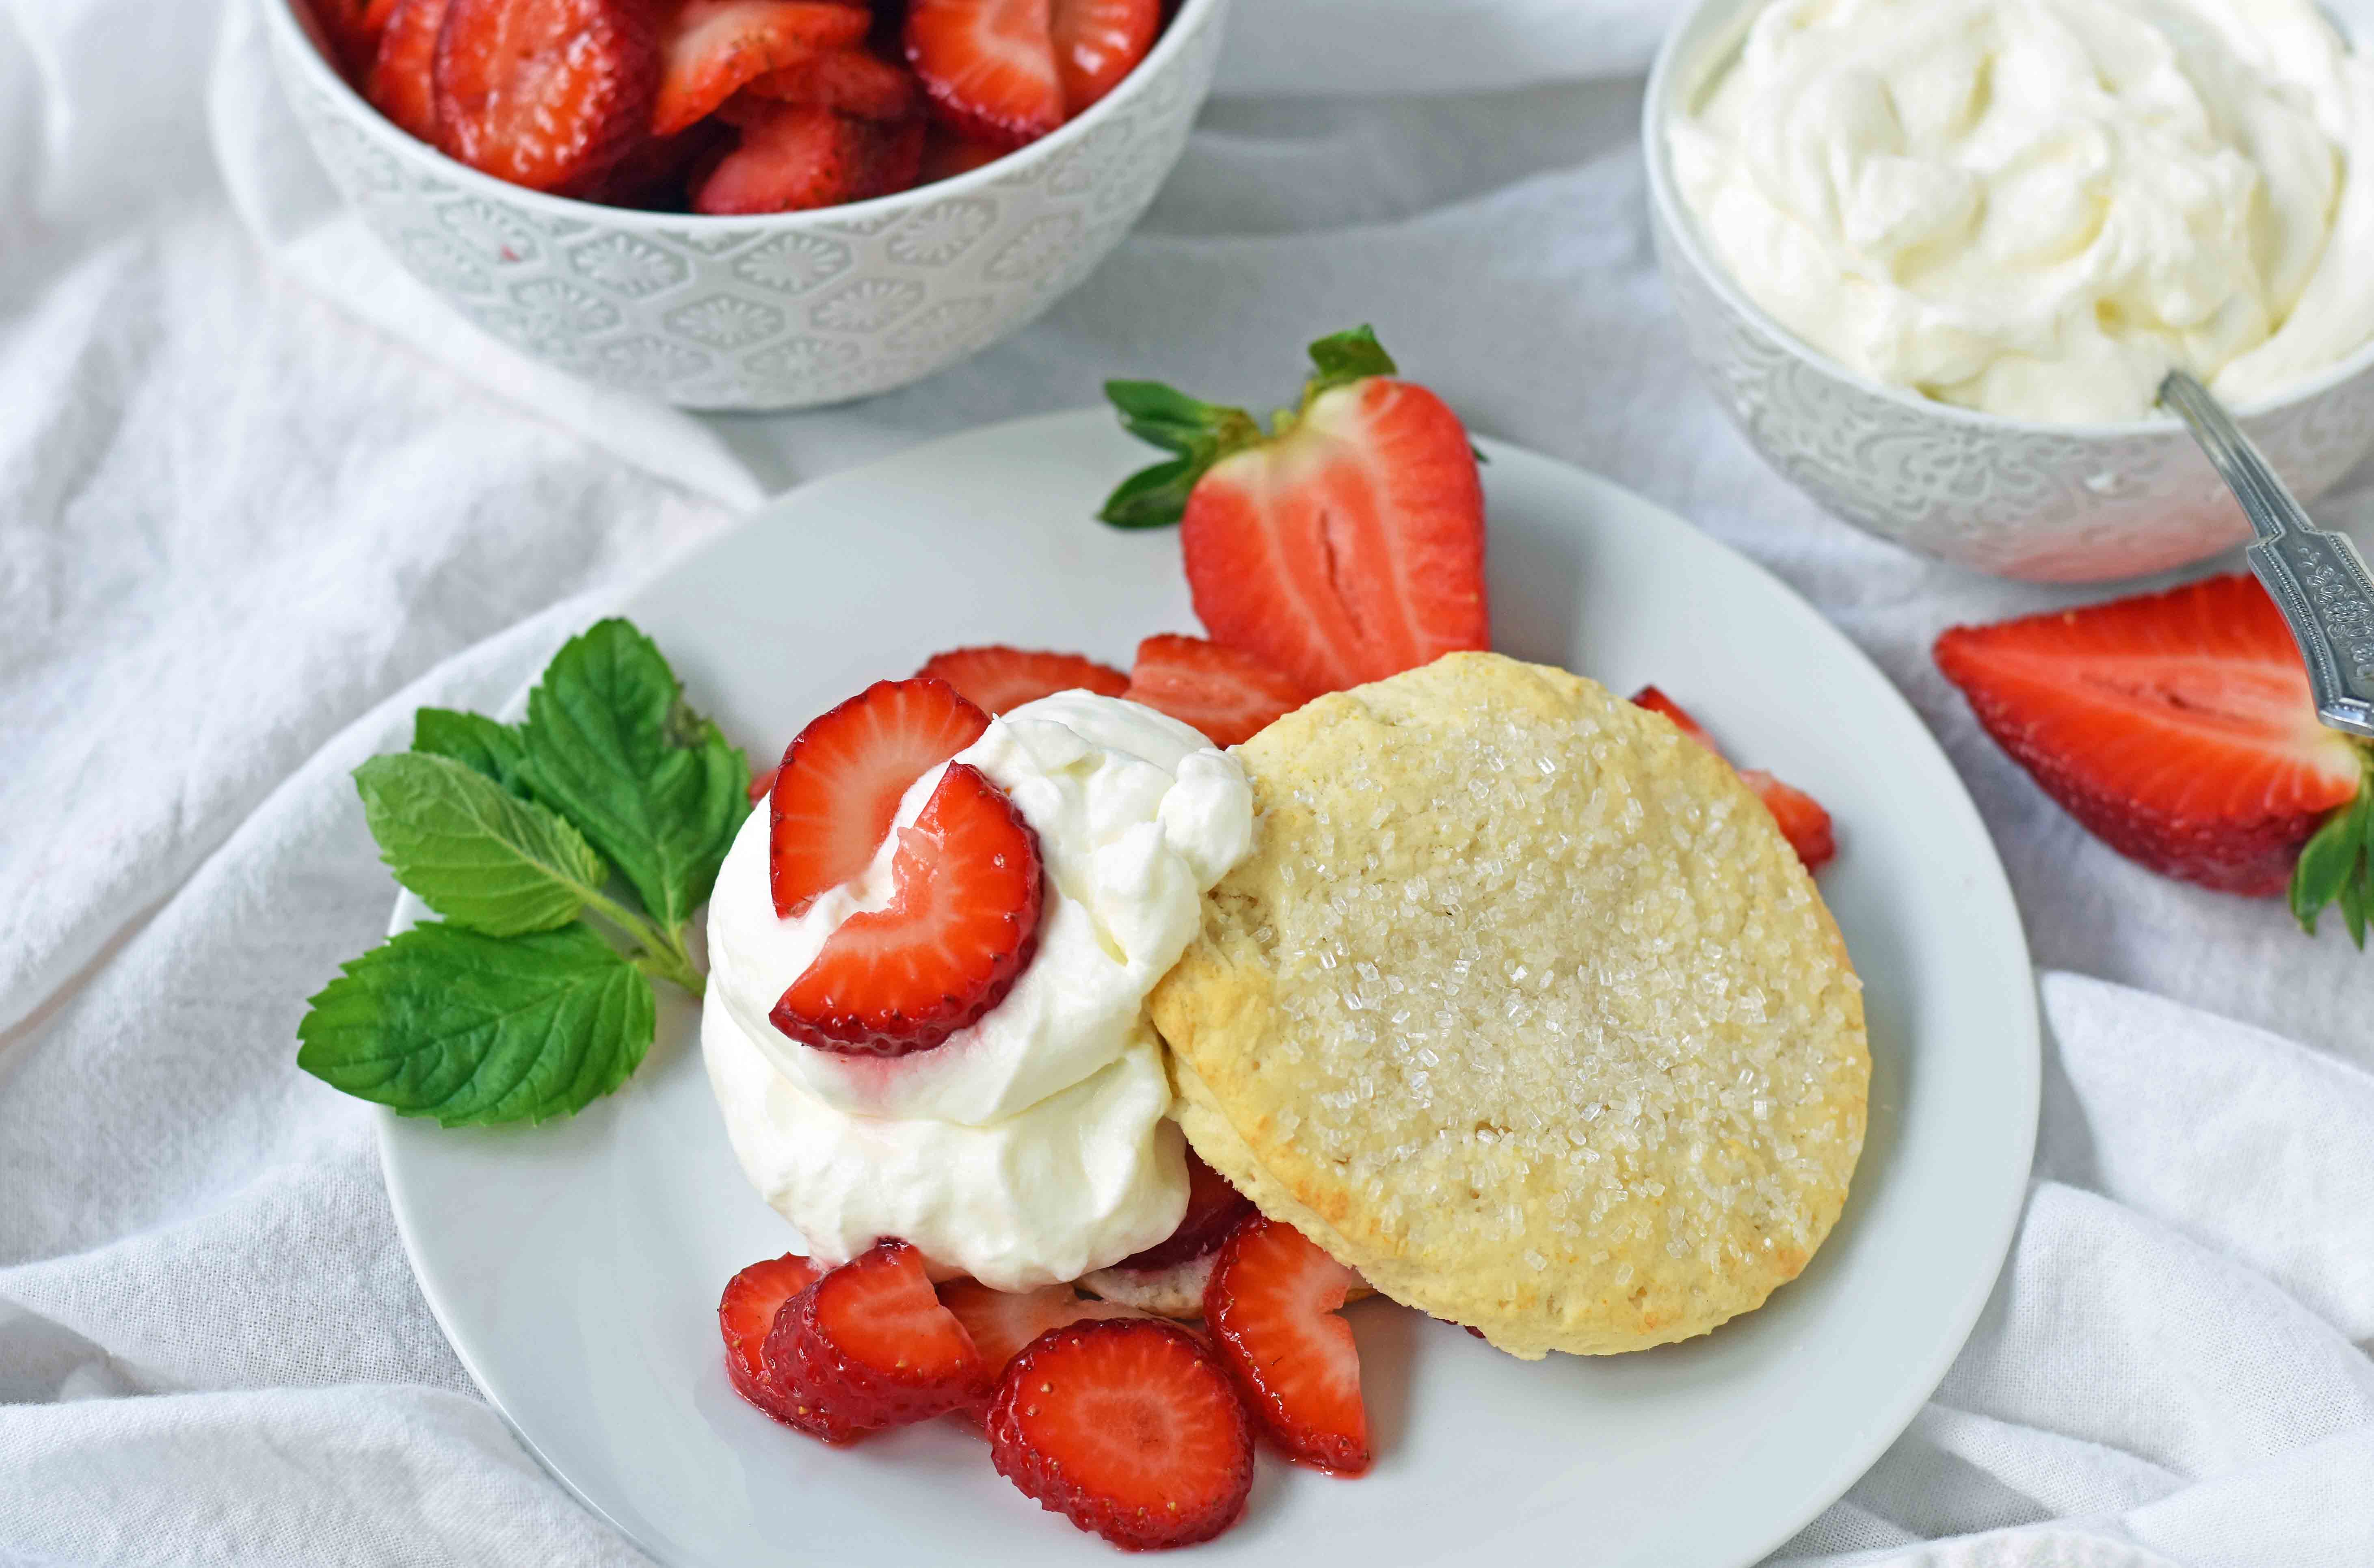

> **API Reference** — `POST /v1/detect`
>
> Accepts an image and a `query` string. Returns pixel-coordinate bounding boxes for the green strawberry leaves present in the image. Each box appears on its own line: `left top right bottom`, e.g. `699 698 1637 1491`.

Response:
299 618 750 1127
298 922 654 1127
2291 763 2374 948
1098 324 1402 529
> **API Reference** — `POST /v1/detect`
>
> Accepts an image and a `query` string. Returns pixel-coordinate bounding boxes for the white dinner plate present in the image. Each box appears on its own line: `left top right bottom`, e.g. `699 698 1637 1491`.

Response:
381 410 2039 1568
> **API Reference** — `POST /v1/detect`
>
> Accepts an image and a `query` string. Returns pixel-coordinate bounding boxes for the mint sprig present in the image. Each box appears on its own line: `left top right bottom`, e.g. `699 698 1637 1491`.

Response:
298 618 751 1125
2291 758 2374 948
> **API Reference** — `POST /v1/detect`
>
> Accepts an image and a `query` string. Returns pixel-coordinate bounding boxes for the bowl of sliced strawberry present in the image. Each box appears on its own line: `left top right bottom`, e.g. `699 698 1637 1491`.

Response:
264 0 1228 409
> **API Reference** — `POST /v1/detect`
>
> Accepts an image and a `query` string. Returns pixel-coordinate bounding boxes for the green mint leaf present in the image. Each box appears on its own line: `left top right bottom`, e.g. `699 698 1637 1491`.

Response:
355 753 608 937
297 921 655 1126
1304 324 1397 395
414 708 530 797
518 619 751 931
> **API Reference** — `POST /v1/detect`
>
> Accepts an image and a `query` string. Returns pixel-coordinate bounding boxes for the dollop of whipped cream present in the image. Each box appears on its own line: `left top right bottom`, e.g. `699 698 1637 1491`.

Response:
703 690 1255 1290
1668 0 2374 421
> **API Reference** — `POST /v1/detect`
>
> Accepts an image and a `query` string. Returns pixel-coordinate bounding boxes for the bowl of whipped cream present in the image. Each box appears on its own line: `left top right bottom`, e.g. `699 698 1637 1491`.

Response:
1646 0 2374 581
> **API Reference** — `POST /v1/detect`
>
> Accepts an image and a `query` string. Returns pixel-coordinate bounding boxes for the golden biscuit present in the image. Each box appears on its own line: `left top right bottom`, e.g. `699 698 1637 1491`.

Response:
1149 652 1868 1358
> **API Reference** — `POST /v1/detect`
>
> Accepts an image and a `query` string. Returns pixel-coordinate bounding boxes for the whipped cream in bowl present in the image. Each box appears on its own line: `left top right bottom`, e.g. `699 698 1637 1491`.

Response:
702 689 1256 1289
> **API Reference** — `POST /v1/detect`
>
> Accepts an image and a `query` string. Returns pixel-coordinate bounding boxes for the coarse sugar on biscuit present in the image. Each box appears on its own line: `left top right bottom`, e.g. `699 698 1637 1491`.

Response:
1148 652 1868 1359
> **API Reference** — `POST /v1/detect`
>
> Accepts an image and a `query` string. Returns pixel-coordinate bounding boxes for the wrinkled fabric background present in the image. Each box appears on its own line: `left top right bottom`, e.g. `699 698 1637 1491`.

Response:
3 0 2372 1562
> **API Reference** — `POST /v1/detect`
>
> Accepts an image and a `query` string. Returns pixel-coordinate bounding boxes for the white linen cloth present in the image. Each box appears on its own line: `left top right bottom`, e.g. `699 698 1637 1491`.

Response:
2 0 2371 1562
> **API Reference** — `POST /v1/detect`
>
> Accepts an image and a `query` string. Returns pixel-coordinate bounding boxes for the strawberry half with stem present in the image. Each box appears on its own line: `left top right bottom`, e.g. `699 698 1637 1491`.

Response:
1935 573 2373 912
1631 686 1837 871
904 0 1064 149
1102 325 1490 695
771 760 1043 1055
1049 0 1157 113
1124 634 1309 748
987 1318 1255 1551
654 0 873 136
1202 1213 1370 1474
915 645 1132 715
718 1252 822 1421
769 676 989 918
765 1238 989 1442
433 0 661 195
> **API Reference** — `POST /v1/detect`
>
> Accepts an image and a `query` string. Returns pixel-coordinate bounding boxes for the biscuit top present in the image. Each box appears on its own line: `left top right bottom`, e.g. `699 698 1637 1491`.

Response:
1151 652 1868 1356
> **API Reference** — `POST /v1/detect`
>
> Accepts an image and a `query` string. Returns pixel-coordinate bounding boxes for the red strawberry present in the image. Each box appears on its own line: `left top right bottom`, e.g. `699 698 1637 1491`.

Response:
771 760 1043 1055
695 100 924 212
1935 573 2372 902
1103 326 1490 695
746 765 777 805
744 46 919 120
312 0 402 79
917 124 1007 181
769 676 989 918
718 1252 822 1421
938 1280 1141 1377
1110 1148 1253 1273
433 0 660 196
1202 1214 1369 1474
1630 686 1837 870
654 0 873 136
365 0 450 141
987 1318 1256 1551
904 0 1064 149
915 645 1132 715
1049 0 1156 113
1124 634 1308 748
764 1239 989 1443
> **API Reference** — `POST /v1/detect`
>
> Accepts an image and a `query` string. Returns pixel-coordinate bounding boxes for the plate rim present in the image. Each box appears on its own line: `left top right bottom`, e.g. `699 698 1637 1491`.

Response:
378 408 2042 1568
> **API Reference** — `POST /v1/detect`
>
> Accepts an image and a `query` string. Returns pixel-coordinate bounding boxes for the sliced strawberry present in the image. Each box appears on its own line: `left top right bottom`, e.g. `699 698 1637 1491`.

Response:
432 0 660 196
1049 0 1156 113
915 645 1131 715
597 118 731 208
365 0 450 141
769 676 990 918
938 1280 1142 1377
653 0 872 136
696 100 923 212
312 0 403 79
1936 573 2371 900
1104 326 1490 695
772 760 1042 1055
904 0 1064 149
1124 634 1308 748
1630 685 1837 871
917 124 1007 181
987 1318 1255 1551
1202 1214 1369 1474
718 1252 823 1421
745 46 919 120
1111 1148 1253 1273
764 1239 989 1443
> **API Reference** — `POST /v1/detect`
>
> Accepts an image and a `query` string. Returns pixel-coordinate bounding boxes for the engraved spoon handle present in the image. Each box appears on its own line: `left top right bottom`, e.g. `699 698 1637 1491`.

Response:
2159 369 2374 739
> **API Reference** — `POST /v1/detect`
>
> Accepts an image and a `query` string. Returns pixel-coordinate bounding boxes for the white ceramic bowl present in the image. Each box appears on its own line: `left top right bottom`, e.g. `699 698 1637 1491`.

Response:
1644 0 2374 583
263 0 1229 411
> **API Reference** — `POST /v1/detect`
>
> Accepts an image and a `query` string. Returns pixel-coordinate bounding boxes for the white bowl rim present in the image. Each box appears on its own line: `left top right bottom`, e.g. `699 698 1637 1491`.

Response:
1641 0 2374 439
263 0 1224 234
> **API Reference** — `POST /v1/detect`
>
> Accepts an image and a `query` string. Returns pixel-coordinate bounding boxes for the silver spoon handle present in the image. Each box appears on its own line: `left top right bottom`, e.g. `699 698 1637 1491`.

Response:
2159 370 2374 739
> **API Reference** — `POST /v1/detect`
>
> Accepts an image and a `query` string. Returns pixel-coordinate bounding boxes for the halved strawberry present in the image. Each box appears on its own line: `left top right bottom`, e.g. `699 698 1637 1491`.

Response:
653 0 872 136
915 645 1131 715
772 760 1042 1055
917 124 1007 182
433 0 660 196
718 1252 823 1421
1630 686 1837 870
745 46 919 120
695 100 924 212
1936 573 2372 905
1124 634 1308 747
1111 1148 1252 1274
1103 326 1490 695
1049 0 1156 113
987 1318 1255 1551
769 676 990 918
938 1280 1141 1377
765 1239 989 1443
1202 1214 1369 1474
365 0 450 141
904 0 1064 149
